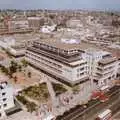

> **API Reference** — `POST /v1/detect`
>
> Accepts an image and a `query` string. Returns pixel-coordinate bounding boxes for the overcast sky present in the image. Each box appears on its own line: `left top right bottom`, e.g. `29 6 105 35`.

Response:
0 0 120 11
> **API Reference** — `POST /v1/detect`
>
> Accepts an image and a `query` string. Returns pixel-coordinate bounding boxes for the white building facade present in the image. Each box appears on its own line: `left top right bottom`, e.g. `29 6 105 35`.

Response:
82 49 118 89
26 40 119 88
25 39 119 106
0 81 14 118
26 40 89 85
95 57 118 88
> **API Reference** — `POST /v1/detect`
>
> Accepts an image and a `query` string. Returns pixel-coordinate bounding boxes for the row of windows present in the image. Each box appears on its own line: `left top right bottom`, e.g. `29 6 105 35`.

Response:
79 62 87 66
103 67 114 71
77 66 88 72
98 62 115 67
26 52 62 68
103 71 114 76
77 72 86 78
95 74 115 82
94 75 115 85
97 65 114 71
27 56 62 73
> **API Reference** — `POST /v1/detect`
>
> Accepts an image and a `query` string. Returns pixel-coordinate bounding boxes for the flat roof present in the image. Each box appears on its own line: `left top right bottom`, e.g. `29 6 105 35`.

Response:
28 17 42 20
1 33 39 42
99 57 117 65
69 59 86 66
35 38 99 51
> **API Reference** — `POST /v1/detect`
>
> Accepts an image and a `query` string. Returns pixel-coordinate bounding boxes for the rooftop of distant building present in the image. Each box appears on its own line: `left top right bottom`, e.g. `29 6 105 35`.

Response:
35 38 99 51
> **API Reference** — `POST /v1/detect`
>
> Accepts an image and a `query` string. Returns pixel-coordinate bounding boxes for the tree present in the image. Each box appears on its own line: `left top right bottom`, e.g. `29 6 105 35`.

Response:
0 66 9 75
18 65 22 72
28 72 31 78
21 59 28 67
14 76 17 83
9 61 18 77
49 14 55 19
72 85 80 94
26 102 36 113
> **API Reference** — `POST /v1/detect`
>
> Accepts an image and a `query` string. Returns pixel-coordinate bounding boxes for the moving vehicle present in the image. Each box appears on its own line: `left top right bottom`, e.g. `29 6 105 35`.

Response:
95 109 112 120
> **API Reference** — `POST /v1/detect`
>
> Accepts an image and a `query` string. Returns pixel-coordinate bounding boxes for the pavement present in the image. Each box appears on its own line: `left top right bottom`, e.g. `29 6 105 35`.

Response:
113 111 120 120
2 111 38 120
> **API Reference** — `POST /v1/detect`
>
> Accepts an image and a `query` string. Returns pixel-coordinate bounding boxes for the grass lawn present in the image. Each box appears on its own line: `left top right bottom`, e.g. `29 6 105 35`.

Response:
21 83 50 102
52 82 67 96
16 95 37 113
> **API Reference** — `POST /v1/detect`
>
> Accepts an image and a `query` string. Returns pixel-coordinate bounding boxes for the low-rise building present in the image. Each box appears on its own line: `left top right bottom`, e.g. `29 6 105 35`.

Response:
8 19 29 31
41 24 57 33
0 34 39 57
28 17 44 30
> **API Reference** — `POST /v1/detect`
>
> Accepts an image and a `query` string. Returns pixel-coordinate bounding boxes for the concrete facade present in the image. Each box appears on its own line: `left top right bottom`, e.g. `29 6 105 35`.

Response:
25 39 119 89
0 81 14 118
25 41 89 85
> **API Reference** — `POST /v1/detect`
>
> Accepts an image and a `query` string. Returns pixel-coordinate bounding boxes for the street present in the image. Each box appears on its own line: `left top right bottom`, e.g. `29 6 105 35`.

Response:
56 86 120 120
113 111 120 120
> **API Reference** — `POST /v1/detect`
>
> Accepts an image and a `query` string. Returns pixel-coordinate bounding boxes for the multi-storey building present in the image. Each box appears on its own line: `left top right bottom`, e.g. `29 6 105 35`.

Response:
82 49 111 76
25 38 119 89
83 49 118 89
95 57 118 88
0 77 14 118
26 39 89 85
25 38 119 106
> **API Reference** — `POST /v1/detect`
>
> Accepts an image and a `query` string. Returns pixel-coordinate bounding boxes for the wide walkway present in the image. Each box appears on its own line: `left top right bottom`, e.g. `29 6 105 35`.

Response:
4 111 37 120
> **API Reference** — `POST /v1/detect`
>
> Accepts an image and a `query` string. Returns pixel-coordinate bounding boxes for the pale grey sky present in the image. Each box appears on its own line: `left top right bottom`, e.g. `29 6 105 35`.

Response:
0 0 120 11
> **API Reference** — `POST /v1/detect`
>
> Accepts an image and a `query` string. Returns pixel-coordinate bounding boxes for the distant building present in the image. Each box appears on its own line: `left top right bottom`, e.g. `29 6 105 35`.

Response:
41 24 57 33
0 23 8 33
0 34 38 57
66 19 83 28
28 17 44 30
8 20 29 31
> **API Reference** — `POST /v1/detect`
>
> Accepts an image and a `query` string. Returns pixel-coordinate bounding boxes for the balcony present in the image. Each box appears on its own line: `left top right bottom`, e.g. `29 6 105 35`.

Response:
98 57 117 68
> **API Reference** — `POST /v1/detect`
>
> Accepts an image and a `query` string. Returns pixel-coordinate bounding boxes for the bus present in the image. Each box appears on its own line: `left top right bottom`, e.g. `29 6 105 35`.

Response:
95 109 112 120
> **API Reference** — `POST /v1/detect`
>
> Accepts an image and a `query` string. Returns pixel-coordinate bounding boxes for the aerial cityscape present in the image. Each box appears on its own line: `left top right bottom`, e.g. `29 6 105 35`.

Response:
0 1 120 120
